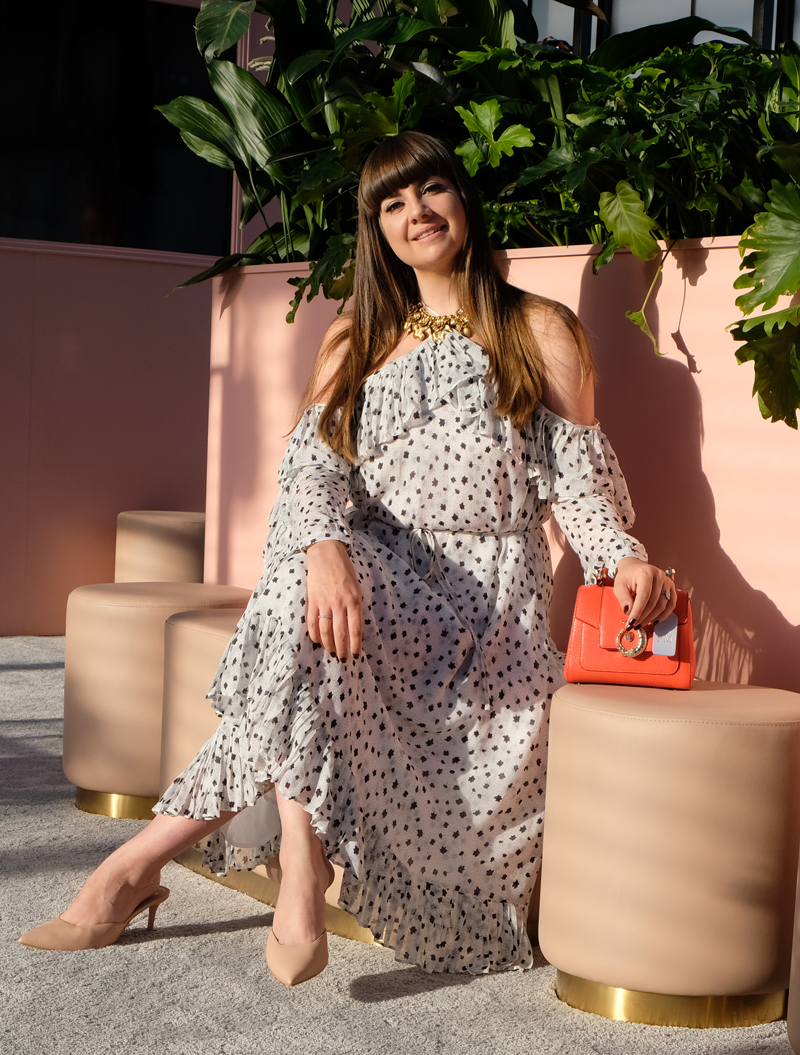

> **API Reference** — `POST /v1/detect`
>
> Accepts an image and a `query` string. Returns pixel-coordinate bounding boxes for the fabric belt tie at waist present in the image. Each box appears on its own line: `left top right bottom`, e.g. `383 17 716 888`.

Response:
408 527 494 714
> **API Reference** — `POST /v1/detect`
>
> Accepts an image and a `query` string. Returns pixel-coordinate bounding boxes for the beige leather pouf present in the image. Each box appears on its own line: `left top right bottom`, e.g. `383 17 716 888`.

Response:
159 608 240 794
786 862 800 1051
63 582 250 820
540 681 800 1029
115 510 205 583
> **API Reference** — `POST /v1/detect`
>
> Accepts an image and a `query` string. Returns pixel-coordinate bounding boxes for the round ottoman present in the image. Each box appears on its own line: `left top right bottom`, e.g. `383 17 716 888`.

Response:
159 608 241 794
63 582 250 819
540 681 800 1028
114 510 205 583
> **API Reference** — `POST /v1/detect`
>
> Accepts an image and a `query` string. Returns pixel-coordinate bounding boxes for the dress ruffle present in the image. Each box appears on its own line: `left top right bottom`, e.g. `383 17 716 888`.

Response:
355 334 519 463
339 827 534 974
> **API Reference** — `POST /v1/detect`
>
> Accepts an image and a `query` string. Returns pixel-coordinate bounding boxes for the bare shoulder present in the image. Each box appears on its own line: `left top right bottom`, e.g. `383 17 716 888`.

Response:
310 316 351 404
525 298 595 426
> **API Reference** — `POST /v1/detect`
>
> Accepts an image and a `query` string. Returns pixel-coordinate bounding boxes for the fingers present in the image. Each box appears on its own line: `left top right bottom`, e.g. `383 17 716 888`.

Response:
312 607 363 660
348 598 363 658
614 558 678 628
305 541 363 661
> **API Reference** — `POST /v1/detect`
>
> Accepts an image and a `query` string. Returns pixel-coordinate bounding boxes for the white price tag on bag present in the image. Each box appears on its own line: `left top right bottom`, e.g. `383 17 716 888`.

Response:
652 612 679 657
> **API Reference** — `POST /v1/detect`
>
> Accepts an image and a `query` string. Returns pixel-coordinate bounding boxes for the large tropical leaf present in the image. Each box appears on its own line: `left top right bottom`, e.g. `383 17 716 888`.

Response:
195 0 255 62
729 305 800 427
598 181 660 260
155 97 242 160
207 59 297 174
734 181 800 315
590 17 755 71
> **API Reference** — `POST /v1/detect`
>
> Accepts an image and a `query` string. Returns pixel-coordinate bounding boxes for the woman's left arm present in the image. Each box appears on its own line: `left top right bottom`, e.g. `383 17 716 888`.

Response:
532 308 677 629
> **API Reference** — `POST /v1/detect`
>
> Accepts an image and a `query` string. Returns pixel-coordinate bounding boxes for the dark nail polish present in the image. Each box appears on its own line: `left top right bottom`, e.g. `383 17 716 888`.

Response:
625 618 635 629
634 624 642 631
653 620 659 627
623 605 629 614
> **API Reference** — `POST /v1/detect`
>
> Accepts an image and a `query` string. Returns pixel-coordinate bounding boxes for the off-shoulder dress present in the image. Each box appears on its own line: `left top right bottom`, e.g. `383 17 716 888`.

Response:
155 331 647 973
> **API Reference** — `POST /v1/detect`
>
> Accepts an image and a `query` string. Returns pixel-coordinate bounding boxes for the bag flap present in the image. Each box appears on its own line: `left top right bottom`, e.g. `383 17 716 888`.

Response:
573 583 690 650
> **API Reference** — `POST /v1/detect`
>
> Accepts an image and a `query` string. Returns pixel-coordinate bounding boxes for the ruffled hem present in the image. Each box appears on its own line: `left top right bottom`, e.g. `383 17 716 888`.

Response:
339 829 536 974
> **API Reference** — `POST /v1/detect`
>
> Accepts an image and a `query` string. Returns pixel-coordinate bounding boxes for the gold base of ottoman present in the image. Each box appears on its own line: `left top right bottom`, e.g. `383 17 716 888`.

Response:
175 847 377 945
555 971 786 1028
75 787 158 820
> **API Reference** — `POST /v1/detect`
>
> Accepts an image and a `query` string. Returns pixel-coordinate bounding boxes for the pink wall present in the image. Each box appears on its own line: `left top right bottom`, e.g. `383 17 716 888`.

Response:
205 240 799 692
1 238 215 635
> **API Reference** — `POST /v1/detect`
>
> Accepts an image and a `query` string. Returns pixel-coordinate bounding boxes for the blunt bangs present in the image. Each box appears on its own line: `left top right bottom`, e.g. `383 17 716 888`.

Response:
358 133 463 216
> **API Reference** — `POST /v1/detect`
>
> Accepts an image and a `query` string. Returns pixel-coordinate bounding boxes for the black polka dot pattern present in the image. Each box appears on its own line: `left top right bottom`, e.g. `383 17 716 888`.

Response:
155 333 647 974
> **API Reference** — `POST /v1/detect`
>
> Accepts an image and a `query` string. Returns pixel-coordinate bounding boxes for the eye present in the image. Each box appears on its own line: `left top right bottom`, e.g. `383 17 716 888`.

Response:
383 200 402 213
423 181 443 194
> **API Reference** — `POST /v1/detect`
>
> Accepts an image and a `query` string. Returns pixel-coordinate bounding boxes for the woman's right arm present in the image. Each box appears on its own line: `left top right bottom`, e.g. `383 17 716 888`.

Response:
301 319 364 661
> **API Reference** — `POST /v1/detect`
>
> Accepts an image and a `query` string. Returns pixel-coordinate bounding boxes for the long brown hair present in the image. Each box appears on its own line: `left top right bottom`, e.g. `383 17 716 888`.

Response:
301 132 593 463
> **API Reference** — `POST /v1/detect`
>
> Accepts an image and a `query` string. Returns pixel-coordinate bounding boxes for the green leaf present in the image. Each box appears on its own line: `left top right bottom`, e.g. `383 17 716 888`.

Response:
516 146 574 187
286 232 357 322
732 177 766 212
207 59 296 172
452 0 517 50
176 251 264 288
180 130 235 168
735 181 800 315
332 15 438 59
155 96 242 160
195 0 255 62
599 181 660 261
625 307 660 354
589 16 755 71
295 150 347 204
729 309 800 427
286 50 333 85
455 100 533 168
455 137 483 176
455 99 502 141
592 235 618 274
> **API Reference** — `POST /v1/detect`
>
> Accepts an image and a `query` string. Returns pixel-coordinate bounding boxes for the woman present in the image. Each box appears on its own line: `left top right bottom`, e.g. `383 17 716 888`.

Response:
20 132 675 982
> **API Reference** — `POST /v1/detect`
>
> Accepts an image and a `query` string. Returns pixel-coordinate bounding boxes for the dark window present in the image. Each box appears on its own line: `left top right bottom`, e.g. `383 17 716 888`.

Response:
0 0 231 255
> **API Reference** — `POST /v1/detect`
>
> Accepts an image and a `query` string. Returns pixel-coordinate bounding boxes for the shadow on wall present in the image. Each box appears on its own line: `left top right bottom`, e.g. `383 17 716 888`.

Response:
559 249 800 692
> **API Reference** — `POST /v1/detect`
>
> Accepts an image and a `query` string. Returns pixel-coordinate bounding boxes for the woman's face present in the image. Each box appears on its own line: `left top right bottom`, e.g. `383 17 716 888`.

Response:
378 176 467 277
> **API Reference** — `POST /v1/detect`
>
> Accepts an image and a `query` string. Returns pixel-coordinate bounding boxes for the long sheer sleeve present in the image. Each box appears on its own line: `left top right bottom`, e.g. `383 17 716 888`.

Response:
528 404 648 580
263 404 354 567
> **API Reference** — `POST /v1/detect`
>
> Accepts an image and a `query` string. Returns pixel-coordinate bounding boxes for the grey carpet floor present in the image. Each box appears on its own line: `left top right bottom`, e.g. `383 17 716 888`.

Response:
1 636 793 1055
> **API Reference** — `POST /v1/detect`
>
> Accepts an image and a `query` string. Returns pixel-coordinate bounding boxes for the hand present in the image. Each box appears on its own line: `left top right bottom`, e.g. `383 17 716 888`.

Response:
305 540 363 659
613 557 677 629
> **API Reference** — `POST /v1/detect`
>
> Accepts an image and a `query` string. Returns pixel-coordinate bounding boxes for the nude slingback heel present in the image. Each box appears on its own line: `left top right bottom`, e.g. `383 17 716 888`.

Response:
18 886 170 951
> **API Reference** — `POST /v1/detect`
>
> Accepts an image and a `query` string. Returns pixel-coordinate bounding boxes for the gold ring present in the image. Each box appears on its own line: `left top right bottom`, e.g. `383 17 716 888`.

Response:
617 626 647 658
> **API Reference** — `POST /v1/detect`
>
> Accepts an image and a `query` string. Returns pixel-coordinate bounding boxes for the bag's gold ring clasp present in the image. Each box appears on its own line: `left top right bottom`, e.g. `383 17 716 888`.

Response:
616 626 647 658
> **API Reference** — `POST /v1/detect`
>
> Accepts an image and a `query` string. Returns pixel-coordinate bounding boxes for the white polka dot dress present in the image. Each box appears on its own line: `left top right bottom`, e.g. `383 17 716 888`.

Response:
155 333 647 973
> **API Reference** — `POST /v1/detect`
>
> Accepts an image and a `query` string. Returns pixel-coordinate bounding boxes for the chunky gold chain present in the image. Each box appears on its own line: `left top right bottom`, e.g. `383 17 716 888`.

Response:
403 302 472 341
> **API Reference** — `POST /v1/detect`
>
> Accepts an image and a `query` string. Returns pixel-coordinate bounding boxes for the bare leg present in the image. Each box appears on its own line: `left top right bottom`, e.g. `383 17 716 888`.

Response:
61 811 236 926
272 790 333 945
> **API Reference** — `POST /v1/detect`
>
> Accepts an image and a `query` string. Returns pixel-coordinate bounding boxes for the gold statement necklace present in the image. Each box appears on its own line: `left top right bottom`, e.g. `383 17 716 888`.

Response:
403 301 472 341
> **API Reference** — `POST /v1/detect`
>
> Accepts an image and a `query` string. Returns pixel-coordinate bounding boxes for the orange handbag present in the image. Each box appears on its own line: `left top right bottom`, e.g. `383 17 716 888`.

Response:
564 571 696 690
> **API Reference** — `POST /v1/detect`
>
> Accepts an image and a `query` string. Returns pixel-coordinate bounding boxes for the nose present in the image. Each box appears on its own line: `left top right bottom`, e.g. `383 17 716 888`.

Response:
409 192 432 221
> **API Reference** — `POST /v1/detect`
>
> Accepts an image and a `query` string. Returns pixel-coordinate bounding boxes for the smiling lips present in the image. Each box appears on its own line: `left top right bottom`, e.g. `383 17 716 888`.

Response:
413 224 446 241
